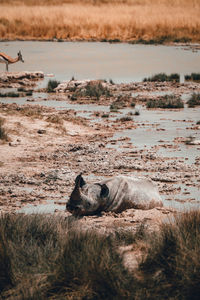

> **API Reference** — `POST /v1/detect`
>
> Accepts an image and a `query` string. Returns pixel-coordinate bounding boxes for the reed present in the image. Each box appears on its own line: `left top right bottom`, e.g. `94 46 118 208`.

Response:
0 1 200 42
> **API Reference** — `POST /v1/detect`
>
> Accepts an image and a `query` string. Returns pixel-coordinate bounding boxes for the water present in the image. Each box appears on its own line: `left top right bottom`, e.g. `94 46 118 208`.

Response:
18 200 66 214
1 41 200 83
110 105 200 158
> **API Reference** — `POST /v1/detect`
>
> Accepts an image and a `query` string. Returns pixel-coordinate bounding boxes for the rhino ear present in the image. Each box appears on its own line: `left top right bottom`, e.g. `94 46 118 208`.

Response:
100 184 109 198
75 173 86 188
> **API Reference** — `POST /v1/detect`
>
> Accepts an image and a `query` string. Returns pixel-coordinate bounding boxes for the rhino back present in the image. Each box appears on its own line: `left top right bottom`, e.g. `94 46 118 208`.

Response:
101 175 162 212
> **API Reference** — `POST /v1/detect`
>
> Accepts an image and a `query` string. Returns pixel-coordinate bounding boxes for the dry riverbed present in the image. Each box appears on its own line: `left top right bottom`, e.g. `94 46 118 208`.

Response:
0 72 200 235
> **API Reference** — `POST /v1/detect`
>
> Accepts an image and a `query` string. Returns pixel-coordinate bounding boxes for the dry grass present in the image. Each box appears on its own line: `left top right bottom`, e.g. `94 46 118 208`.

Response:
0 0 200 42
1 211 200 299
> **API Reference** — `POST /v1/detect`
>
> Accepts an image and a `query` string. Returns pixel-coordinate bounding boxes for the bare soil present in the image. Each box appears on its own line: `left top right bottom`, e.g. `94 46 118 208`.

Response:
0 73 199 238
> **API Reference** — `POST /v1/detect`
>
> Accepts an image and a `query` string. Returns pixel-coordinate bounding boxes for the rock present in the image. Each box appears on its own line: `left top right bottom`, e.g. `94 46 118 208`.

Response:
0 71 44 82
187 139 200 145
55 79 112 93
37 129 47 134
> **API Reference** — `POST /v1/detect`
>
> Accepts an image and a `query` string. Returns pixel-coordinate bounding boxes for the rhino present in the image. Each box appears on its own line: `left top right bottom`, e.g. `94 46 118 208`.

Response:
66 174 163 216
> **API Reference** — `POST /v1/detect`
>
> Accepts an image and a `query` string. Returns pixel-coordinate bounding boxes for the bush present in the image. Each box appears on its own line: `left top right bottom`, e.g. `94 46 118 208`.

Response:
72 81 112 100
110 95 128 111
0 92 20 98
146 95 184 109
47 80 60 93
134 109 140 115
185 73 200 81
118 116 133 122
130 101 136 108
143 73 180 82
187 93 200 107
0 118 8 141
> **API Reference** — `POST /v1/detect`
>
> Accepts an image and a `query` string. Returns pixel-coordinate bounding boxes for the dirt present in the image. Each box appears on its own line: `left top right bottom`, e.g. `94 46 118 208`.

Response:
0 73 199 235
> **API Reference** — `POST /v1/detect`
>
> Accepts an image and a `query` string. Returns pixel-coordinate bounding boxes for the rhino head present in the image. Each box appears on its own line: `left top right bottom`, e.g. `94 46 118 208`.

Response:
66 174 109 216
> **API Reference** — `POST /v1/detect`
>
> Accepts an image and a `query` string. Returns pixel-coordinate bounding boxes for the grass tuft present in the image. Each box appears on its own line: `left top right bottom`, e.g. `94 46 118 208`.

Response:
47 80 60 93
143 73 180 82
0 117 9 141
1 211 200 299
187 93 200 107
146 95 184 109
185 73 200 81
48 229 135 299
139 210 200 300
72 81 112 100
0 92 20 98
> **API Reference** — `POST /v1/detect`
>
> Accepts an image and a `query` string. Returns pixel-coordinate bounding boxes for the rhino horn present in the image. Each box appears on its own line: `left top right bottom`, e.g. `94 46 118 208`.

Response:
75 173 86 188
70 174 86 201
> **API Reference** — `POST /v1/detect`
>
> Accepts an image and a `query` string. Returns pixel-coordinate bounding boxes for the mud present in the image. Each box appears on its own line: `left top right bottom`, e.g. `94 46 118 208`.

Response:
0 74 199 236
0 71 44 88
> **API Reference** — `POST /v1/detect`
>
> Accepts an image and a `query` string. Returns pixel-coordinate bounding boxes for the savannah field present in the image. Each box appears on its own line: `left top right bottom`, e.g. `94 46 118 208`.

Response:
0 0 200 43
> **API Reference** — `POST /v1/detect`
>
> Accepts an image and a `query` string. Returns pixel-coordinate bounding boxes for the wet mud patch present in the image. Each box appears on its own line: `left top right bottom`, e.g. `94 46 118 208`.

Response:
0 77 199 224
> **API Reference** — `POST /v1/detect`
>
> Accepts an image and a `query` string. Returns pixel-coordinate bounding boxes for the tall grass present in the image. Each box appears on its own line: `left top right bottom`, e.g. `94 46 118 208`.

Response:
0 1 200 42
0 211 200 299
138 210 200 300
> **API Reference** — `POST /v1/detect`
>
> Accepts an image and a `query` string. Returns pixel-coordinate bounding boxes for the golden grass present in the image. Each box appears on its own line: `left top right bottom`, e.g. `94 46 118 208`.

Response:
0 1 200 42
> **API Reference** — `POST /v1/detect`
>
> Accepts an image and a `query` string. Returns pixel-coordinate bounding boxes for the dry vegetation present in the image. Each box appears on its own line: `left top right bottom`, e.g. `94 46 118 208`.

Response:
0 211 200 299
0 0 200 42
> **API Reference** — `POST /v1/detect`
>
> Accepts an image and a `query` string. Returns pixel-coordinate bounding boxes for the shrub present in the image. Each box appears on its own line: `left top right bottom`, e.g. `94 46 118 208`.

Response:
185 73 200 81
146 95 184 109
47 80 60 93
118 116 133 122
130 101 136 108
143 73 180 82
134 109 140 115
0 118 8 141
101 113 109 118
46 114 63 124
17 87 26 92
0 92 20 97
72 81 112 100
84 82 111 99
187 93 200 107
185 135 195 145
25 90 33 96
110 95 128 112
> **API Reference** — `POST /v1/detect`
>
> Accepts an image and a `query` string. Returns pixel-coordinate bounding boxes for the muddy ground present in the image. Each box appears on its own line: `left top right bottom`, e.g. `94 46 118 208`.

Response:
0 72 199 235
